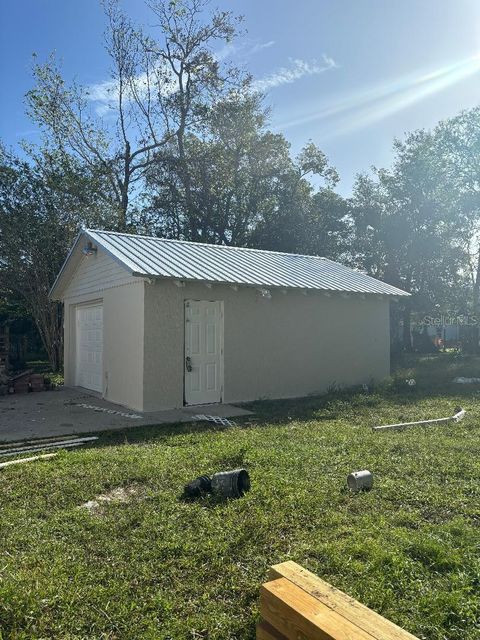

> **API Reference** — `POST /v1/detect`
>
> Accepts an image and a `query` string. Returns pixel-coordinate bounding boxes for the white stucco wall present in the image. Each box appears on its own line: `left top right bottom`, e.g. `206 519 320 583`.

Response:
62 248 145 412
142 279 390 412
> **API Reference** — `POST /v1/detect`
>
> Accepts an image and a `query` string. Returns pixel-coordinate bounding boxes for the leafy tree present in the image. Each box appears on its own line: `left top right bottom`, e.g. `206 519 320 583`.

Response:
250 141 342 253
143 92 285 242
350 131 470 349
27 0 243 231
143 92 343 253
301 188 351 260
433 108 480 316
0 148 114 370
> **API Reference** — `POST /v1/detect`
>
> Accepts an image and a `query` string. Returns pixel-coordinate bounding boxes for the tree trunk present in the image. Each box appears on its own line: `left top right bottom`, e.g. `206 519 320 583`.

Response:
32 301 64 372
176 121 197 240
469 251 480 353
402 301 412 351
116 142 131 232
118 190 128 232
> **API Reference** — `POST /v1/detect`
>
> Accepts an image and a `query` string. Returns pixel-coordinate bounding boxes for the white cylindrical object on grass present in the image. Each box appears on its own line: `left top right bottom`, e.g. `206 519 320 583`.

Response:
347 470 373 491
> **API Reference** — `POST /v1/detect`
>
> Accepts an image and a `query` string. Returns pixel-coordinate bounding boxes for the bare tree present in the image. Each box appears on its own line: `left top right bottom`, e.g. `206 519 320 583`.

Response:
145 0 245 239
27 0 243 231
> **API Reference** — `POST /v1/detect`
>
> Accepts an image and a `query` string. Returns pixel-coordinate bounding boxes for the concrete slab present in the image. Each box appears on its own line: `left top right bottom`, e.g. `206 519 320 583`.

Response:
0 388 252 442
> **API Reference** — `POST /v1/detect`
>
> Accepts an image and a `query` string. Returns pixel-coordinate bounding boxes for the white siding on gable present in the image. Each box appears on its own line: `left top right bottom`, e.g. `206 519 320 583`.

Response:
63 249 137 299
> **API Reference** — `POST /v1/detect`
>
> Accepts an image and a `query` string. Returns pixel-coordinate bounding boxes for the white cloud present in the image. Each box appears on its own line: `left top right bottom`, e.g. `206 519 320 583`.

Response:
248 40 275 55
214 39 275 61
92 102 114 117
86 78 121 115
88 39 278 115
252 55 337 92
86 66 176 116
214 42 238 61
87 39 276 115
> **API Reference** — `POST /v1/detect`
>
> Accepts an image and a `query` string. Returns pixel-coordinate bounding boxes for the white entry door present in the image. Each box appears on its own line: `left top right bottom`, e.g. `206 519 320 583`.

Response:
76 303 103 393
184 300 223 405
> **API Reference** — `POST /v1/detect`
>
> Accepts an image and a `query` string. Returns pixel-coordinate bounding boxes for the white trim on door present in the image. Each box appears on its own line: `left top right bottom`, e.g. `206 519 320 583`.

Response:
184 299 224 405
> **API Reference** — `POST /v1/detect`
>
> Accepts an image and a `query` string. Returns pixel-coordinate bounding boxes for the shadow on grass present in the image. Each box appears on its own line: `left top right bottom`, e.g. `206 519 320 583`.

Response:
83 390 383 450
81 418 231 448
71 352 480 450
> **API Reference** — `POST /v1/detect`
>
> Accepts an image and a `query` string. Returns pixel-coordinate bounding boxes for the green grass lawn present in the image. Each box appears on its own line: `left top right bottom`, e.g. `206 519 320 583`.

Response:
1 354 479 639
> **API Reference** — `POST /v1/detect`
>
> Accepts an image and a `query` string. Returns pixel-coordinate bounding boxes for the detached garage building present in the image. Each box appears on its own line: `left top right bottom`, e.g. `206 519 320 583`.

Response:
50 229 408 412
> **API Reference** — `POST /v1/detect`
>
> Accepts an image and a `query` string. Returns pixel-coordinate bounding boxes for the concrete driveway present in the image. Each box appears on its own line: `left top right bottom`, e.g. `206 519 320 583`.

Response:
0 387 252 442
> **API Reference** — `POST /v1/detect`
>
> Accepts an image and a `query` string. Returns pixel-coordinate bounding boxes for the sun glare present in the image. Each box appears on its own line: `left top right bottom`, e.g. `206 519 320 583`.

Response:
277 54 480 135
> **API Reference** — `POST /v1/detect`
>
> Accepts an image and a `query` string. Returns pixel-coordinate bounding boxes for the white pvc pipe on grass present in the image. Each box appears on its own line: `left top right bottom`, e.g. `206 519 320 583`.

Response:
0 453 57 469
373 408 465 432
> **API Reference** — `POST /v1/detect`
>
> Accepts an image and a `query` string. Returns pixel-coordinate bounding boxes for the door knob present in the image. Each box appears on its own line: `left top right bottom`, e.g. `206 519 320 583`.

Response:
185 356 192 372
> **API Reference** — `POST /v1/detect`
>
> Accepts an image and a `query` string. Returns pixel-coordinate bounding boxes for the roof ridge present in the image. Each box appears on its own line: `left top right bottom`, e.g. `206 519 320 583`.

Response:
85 228 327 261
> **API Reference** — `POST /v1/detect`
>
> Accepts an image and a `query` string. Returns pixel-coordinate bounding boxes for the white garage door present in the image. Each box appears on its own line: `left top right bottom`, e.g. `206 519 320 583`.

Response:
76 304 103 393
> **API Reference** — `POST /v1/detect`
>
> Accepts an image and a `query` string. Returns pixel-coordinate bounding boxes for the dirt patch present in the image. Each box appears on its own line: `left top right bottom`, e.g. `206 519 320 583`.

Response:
80 483 145 514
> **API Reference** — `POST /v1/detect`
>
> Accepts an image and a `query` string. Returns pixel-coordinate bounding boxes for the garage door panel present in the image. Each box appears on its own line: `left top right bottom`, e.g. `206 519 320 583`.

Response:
76 304 103 393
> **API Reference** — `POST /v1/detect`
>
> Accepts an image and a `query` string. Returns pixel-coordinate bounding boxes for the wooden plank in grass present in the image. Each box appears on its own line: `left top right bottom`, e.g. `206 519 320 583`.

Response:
269 561 418 640
260 577 376 640
256 620 288 639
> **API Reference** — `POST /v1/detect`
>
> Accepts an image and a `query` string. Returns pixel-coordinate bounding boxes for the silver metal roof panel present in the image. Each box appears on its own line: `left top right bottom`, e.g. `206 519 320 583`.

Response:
50 229 410 298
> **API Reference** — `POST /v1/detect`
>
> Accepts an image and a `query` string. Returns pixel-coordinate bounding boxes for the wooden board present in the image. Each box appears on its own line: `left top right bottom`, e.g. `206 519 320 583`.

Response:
269 562 418 640
261 578 376 640
256 620 288 640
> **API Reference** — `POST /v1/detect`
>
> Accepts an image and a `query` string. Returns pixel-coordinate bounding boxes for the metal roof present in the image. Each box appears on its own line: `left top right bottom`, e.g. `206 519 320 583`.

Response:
51 229 409 298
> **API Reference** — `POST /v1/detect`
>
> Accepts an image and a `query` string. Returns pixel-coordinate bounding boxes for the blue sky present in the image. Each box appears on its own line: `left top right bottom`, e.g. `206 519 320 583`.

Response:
1 0 480 195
